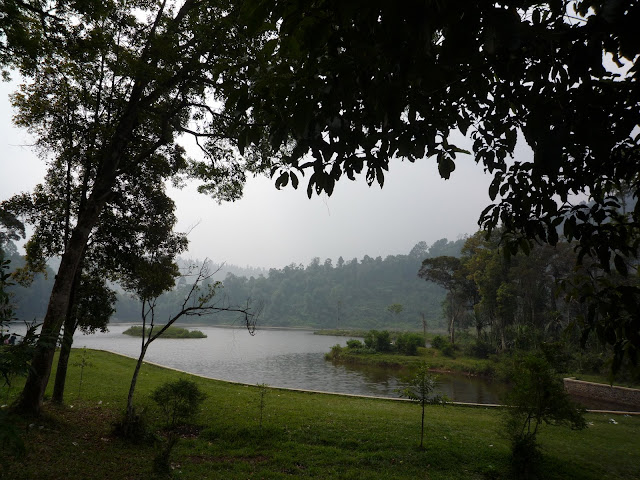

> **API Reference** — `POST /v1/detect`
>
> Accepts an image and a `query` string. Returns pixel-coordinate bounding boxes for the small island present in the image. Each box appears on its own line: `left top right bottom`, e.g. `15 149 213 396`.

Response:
122 325 207 339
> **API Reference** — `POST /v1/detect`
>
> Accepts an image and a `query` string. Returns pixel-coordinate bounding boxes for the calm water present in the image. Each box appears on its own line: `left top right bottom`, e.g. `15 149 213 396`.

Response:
6 323 504 403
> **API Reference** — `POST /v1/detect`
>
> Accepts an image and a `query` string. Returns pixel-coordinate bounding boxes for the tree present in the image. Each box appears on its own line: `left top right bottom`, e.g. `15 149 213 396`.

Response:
230 1 640 367
397 362 445 449
363 330 392 353
120 258 258 433
4 136 191 403
418 256 466 344
2 0 268 415
150 378 207 475
502 354 586 478
386 303 403 329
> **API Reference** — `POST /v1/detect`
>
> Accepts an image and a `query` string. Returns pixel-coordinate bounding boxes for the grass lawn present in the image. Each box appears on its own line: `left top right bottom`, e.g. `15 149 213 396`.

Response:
1 349 638 479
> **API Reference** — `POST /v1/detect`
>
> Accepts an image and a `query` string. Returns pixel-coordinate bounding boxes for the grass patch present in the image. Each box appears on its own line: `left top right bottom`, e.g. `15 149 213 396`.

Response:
122 325 207 338
1 349 638 479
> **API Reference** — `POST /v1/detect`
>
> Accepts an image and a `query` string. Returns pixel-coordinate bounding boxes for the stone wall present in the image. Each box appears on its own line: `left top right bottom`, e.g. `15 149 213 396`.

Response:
564 378 640 410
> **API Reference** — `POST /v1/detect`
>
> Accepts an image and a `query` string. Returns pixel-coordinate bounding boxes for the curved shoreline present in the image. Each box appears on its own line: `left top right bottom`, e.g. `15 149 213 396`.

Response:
97 348 639 415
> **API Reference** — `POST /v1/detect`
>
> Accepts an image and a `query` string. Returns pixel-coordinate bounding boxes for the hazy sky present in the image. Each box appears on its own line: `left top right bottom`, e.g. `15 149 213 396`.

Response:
0 80 530 270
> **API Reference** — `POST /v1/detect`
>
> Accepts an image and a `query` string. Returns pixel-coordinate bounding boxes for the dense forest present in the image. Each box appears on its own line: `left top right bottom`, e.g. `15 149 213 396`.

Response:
5 238 465 331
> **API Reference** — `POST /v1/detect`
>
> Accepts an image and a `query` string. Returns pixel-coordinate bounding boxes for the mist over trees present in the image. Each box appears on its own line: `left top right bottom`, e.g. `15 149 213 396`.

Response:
113 238 464 329
215 239 464 329
5 238 464 331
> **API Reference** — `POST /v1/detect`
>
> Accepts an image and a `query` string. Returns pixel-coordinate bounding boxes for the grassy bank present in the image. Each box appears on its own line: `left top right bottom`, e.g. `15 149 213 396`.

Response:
2 349 638 479
326 345 498 377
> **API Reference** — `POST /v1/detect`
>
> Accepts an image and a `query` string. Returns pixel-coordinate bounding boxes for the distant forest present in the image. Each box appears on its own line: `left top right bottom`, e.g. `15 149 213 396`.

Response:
6 238 466 331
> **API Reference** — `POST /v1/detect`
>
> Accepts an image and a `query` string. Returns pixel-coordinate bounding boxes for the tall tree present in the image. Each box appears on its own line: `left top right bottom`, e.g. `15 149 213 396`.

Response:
418 256 465 344
2 0 267 414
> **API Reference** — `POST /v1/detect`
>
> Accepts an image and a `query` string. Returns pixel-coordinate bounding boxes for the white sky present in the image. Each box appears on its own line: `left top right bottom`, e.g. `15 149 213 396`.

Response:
0 80 531 270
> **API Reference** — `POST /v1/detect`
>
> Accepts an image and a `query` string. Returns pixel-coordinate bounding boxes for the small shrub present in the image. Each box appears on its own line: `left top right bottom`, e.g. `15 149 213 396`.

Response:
395 333 424 356
396 363 445 448
430 335 448 350
151 378 207 428
72 347 94 399
441 344 456 358
324 344 344 361
502 354 586 478
364 330 392 352
151 379 207 476
465 339 493 359
346 339 363 349
112 408 153 443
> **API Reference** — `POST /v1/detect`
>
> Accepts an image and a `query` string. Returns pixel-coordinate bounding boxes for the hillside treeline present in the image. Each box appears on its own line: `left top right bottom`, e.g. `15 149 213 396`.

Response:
213 239 464 329
7 239 466 331
114 238 464 329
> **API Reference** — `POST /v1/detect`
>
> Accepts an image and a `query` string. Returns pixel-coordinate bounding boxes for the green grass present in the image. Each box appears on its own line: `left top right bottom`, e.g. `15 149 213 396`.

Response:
1 349 639 479
122 325 207 338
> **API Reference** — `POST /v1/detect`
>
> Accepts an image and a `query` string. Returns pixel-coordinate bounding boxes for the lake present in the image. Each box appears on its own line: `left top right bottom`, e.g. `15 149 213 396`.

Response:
71 324 504 403
5 323 504 403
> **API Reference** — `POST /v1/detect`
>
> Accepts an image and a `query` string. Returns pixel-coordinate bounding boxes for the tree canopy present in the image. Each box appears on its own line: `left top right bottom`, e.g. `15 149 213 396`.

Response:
229 0 639 366
0 0 268 414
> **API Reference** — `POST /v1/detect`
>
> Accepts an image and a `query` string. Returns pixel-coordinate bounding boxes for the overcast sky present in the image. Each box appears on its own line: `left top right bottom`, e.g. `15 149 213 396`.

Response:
0 80 531 270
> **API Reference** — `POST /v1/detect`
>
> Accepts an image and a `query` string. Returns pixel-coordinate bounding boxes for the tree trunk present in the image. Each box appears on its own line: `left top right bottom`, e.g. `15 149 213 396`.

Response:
420 404 425 449
51 318 77 404
52 254 84 404
15 192 109 415
126 343 149 422
450 315 455 345
449 296 455 345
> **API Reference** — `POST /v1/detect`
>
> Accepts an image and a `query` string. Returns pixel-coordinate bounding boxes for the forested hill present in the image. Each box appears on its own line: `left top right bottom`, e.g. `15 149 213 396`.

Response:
112 238 465 329
211 238 464 329
8 238 464 330
175 258 268 283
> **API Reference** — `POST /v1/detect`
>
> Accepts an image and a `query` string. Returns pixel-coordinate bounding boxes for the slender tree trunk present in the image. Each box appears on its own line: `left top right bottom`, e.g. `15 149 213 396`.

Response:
127 299 151 423
51 318 77 404
126 345 149 422
420 404 425 449
449 295 455 345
